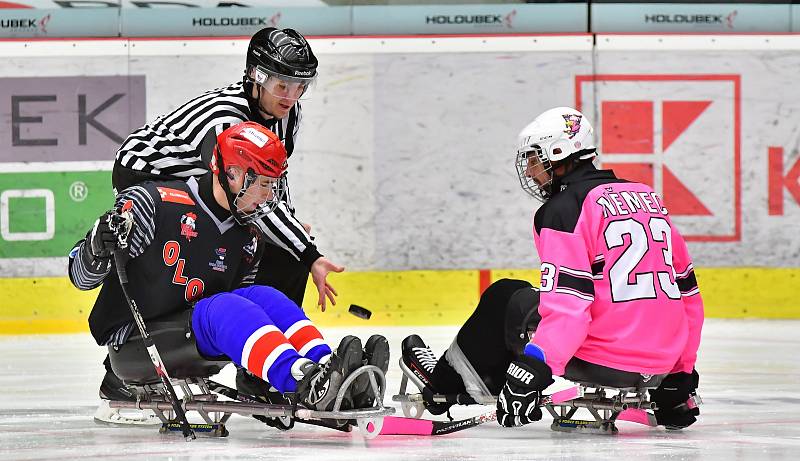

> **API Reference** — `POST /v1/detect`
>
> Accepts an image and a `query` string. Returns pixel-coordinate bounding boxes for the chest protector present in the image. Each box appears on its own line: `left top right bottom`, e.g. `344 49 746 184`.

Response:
89 180 261 345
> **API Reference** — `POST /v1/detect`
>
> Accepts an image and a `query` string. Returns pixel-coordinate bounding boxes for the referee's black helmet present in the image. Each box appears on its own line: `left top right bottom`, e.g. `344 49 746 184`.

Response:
246 27 317 81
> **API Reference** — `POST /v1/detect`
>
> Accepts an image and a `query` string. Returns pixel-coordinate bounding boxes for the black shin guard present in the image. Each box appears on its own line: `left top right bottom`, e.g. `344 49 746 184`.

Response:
504 284 542 354
430 355 466 394
435 279 537 396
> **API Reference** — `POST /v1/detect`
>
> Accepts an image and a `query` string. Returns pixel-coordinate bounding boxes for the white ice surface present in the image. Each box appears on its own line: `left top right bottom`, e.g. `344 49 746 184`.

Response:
1 320 799 460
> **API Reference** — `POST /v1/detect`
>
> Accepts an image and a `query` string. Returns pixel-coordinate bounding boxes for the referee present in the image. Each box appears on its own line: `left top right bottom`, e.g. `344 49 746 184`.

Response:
96 27 344 415
113 27 340 308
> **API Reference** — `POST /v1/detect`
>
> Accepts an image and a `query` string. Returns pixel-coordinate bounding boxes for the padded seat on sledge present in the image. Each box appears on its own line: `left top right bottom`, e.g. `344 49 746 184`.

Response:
108 310 229 385
562 357 667 390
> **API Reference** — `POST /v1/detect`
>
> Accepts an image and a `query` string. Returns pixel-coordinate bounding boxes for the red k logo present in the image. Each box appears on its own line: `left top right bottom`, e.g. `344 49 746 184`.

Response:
576 74 741 242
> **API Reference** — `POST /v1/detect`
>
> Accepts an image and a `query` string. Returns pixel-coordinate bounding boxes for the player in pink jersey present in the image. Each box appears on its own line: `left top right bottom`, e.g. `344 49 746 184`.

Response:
400 107 703 430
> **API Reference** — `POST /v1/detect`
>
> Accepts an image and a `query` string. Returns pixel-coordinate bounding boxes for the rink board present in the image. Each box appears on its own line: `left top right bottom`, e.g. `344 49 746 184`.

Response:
1 35 799 332
0 267 798 334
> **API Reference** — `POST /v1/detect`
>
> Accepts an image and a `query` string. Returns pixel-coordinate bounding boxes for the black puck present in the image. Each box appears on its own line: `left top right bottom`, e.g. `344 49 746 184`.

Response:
348 304 372 320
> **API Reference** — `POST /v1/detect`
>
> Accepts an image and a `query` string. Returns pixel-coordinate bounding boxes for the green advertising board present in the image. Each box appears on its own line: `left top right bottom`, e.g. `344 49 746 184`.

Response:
0 170 114 259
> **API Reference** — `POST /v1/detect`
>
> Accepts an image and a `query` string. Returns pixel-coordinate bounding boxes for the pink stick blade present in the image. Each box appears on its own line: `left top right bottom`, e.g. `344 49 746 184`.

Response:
380 416 434 435
617 409 658 427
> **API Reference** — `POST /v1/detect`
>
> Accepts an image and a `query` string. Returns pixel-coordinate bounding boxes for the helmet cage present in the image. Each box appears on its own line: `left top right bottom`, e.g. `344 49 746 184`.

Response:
516 145 554 203
231 168 286 226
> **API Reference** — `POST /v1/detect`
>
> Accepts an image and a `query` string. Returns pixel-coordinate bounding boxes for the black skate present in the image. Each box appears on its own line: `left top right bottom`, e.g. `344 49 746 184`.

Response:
396 334 451 417
350 334 390 409
297 335 363 412
99 369 137 401
94 370 159 426
235 367 294 430
400 334 439 391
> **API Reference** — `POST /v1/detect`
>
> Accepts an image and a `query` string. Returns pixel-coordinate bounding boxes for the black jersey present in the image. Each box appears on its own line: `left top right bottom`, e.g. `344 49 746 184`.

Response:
70 178 264 345
112 80 321 268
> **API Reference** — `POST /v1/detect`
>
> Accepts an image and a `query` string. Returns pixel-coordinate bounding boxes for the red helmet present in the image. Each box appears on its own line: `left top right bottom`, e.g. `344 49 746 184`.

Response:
210 122 287 178
210 122 288 225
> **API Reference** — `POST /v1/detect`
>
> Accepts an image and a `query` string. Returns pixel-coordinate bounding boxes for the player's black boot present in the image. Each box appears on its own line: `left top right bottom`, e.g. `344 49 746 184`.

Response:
400 334 451 415
400 334 438 390
351 334 390 408
99 369 137 401
95 368 159 425
297 336 363 411
236 367 292 404
235 367 294 430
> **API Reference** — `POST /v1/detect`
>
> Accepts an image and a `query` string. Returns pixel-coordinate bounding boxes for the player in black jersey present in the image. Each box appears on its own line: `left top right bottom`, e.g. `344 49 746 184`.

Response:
71 123 387 419
105 27 355 410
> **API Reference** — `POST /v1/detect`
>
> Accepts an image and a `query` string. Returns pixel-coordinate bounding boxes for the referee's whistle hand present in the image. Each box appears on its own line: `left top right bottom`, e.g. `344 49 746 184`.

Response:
311 257 345 312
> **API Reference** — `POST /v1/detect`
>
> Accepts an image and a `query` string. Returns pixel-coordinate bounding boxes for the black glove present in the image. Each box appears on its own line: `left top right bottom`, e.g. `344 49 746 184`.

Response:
649 369 700 430
497 354 554 427
89 210 122 258
80 209 128 273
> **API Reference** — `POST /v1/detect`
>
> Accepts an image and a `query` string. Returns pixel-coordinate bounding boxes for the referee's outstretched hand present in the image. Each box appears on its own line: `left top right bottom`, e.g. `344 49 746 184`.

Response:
310 257 345 312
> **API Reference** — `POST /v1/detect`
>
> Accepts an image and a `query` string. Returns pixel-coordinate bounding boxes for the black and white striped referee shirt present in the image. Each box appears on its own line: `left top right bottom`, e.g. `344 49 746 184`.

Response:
113 80 321 267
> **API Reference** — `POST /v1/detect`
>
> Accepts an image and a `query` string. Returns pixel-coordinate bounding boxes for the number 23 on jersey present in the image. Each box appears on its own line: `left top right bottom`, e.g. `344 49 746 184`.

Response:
539 217 681 303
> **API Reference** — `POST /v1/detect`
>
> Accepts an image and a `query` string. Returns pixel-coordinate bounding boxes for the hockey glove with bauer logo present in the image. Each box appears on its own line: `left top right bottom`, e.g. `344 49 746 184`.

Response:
497 345 554 427
649 369 700 430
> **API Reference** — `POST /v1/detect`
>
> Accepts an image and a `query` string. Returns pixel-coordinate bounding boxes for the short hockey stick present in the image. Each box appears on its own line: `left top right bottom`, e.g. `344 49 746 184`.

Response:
111 204 195 440
381 386 581 436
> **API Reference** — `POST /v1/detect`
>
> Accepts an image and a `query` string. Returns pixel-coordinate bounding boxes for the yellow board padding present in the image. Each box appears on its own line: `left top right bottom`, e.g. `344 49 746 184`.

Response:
695 268 800 319
301 270 480 327
0 277 99 334
1 267 798 334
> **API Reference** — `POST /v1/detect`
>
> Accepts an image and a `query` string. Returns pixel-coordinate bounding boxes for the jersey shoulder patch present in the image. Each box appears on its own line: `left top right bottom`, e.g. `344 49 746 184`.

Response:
156 187 195 206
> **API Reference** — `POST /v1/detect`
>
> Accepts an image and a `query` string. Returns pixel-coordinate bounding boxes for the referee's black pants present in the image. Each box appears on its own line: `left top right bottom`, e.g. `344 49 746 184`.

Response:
253 242 310 308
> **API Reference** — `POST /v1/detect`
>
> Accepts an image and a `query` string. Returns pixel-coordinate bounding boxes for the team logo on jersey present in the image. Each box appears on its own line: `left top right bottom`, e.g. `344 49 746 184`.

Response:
209 247 228 272
180 212 199 241
243 235 258 257
562 113 582 139
242 231 259 264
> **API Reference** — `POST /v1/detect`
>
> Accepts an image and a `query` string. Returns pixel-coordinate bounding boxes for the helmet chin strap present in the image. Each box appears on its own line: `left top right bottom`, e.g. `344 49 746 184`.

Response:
547 158 584 198
215 151 248 225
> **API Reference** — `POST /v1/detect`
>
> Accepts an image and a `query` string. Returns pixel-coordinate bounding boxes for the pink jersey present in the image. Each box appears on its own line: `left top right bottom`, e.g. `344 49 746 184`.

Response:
529 165 704 376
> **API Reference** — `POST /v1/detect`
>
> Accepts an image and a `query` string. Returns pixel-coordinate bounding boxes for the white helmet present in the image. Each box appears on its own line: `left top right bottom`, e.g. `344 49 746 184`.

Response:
515 107 596 201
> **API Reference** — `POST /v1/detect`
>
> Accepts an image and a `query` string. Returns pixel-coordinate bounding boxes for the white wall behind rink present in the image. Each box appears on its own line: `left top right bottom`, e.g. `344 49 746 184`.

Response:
0 34 798 274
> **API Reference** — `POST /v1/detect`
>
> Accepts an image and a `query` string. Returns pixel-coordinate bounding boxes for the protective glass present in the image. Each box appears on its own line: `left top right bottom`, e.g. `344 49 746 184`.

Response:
232 170 287 224
516 146 553 203
252 65 316 101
